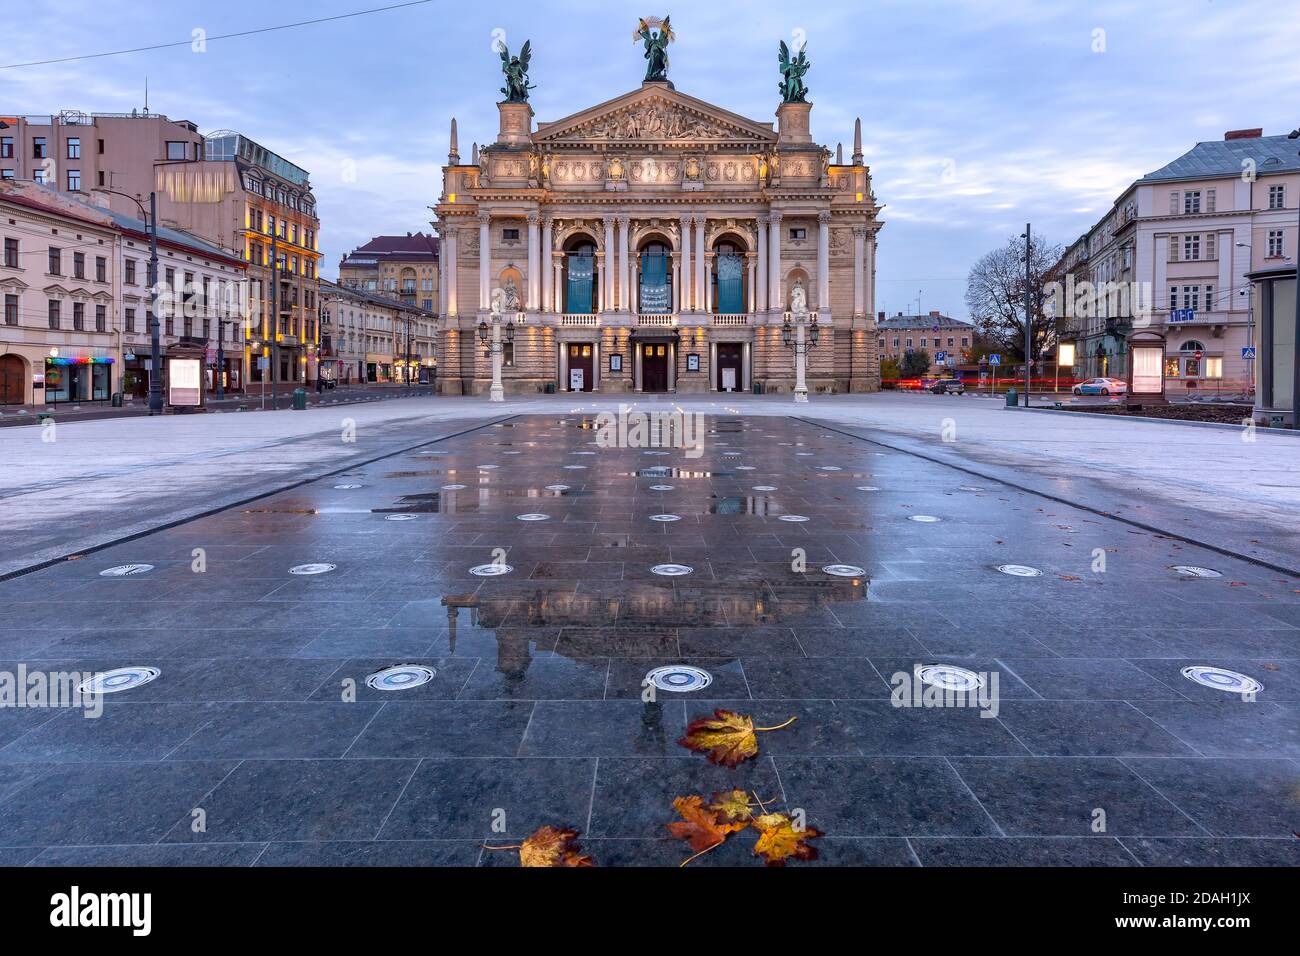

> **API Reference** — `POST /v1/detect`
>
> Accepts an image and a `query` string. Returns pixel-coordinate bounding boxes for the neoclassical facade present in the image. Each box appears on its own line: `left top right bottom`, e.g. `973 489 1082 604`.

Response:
431 70 882 395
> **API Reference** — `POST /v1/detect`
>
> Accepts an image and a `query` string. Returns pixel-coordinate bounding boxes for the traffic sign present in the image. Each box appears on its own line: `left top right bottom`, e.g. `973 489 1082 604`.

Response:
1241 346 1256 360
935 351 946 363
989 354 1002 366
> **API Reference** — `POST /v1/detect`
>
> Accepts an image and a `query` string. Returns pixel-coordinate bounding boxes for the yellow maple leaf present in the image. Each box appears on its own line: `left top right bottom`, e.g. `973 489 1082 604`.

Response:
515 825 595 867
677 709 797 766
707 788 757 823
751 812 822 867
665 795 747 853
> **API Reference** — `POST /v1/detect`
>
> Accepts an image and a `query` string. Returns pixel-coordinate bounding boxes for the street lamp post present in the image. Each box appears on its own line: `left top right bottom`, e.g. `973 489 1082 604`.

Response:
781 294 819 403
1020 223 1033 407
1289 127 1300 426
478 288 514 402
99 188 162 413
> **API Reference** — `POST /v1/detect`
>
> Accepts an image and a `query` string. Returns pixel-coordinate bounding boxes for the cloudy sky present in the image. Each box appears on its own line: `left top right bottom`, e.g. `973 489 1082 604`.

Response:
3 0 1297 318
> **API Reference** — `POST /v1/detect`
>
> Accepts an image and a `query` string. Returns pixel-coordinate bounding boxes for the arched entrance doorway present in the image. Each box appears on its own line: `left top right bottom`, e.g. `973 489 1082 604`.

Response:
638 238 673 315
0 354 25 405
562 236 598 314
710 238 747 315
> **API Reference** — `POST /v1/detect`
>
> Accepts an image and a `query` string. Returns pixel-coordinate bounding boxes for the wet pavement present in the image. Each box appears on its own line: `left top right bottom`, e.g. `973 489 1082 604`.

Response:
0 413 1297 867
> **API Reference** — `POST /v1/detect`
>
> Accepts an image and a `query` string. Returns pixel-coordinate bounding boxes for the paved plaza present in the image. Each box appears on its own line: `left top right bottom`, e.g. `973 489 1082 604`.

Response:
0 396 1297 866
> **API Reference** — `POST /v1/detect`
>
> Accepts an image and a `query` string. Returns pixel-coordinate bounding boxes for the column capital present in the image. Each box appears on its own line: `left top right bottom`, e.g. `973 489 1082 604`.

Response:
617 213 631 226
818 211 833 224
603 213 617 226
679 213 694 227
526 212 540 225
769 210 783 223
540 213 553 226
852 225 869 239
757 212 771 226
477 212 491 226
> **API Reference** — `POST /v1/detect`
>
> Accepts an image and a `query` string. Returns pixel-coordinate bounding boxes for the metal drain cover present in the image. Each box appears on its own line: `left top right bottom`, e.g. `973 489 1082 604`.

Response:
289 563 336 575
649 484 675 491
470 564 513 577
99 564 154 577
916 664 984 692
649 514 681 522
563 465 587 470
516 513 550 521
908 514 941 522
365 664 436 691
645 665 713 693
753 485 778 492
650 563 693 576
1172 566 1223 578
778 514 809 522
823 565 866 577
1182 665 1262 694
442 484 467 490
385 514 417 521
736 466 755 471
477 464 498 470
817 466 842 471
77 666 160 695
333 484 363 490
545 484 570 492
997 564 1043 577
644 451 670 456
857 486 880 491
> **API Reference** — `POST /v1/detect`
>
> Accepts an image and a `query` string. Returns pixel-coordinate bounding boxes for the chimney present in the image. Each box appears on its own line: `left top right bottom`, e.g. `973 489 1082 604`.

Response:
929 310 941 318
1224 128 1262 141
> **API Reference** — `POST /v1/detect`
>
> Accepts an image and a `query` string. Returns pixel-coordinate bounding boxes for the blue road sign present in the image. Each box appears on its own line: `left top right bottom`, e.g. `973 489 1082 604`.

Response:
989 354 1002 366
1241 346 1256 360
935 351 946 363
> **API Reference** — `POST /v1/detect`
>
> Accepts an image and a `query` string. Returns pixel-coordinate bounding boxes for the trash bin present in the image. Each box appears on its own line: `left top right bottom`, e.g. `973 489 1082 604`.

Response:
292 387 308 410
111 392 123 407
1005 388 1018 408
544 382 556 394
752 382 764 395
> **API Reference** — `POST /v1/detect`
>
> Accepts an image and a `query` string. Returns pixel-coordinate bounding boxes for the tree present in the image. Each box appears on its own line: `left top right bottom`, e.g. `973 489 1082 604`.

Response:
879 355 902 388
965 233 1063 361
900 349 931 378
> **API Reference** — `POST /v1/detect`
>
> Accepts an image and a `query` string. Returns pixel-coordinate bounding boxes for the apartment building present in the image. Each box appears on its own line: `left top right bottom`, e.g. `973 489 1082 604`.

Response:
876 311 975 371
1053 129 1299 396
320 278 437 385
0 180 245 405
338 232 439 312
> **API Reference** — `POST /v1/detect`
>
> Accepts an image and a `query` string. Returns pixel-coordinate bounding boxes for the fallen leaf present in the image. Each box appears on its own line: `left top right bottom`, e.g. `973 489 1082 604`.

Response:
751 812 822 867
517 825 594 868
708 788 759 823
666 795 747 852
1059 575 1081 581
677 709 797 767
1262 663 1280 671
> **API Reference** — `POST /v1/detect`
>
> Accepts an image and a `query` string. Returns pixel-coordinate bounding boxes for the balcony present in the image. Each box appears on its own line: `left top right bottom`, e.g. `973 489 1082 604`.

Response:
561 314 599 326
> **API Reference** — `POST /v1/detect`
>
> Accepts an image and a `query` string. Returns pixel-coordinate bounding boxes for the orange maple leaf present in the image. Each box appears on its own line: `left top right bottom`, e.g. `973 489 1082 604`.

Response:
751 812 823 867
486 825 594 867
666 795 748 855
677 709 797 766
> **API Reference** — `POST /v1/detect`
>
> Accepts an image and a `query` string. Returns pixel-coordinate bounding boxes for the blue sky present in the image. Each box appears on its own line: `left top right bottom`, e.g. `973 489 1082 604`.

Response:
4 0 1298 319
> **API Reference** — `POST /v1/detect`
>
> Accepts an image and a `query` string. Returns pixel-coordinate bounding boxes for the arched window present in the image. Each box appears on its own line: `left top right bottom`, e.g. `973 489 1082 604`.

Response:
638 240 672 314
1179 340 1206 353
711 239 745 314
563 237 597 313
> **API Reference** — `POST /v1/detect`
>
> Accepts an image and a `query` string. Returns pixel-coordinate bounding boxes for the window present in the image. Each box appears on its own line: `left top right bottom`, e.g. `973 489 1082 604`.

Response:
947 337 955 347
3 237 16 268
905 337 913 349
95 304 106 332
789 228 807 240
961 337 969 347
48 247 61 275
0 170 12 180
166 141 187 161
33 168 47 185
98 139 104 155
95 256 106 282
1183 235 1200 260
125 307 135 333
4 294 16 325
73 252 85 279
48 300 60 329
33 137 46 159
66 138 80 159
124 258 136 285
1268 184 1286 210
503 342 515 367
892 338 900 348
1183 190 1201 214
0 137 13 158
1204 356 1222 378
66 169 81 191
73 302 84 330
1268 229 1284 258
502 228 520 240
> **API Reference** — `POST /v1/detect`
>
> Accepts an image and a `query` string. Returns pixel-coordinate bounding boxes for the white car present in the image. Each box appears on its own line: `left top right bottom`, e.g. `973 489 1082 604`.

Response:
1072 377 1128 396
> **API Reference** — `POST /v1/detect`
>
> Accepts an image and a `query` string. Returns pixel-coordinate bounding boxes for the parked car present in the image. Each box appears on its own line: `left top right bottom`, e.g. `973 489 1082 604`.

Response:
1072 377 1128 396
930 378 965 394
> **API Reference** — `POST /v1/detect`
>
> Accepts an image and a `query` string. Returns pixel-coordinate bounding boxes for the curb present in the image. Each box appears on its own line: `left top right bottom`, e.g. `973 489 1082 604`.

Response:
1002 403 1296 436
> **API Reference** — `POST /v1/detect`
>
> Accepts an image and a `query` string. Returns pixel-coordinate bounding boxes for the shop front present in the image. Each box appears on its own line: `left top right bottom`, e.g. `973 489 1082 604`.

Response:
1250 265 1297 427
43 356 113 404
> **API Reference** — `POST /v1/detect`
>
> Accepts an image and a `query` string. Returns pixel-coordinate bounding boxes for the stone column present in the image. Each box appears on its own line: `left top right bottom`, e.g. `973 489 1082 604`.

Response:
618 215 630 312
445 228 458 316
747 256 757 314
866 230 877 319
672 258 681 313
768 212 783 312
695 217 707 314
603 216 615 312
818 212 831 313
478 213 491 311
852 226 867 318
540 216 553 313
756 214 769 314
526 213 540 311
679 215 692 311
553 258 563 313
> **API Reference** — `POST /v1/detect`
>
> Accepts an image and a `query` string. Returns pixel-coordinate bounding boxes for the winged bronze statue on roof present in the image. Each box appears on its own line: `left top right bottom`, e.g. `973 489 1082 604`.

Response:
778 39 810 103
498 39 535 103
635 16 675 82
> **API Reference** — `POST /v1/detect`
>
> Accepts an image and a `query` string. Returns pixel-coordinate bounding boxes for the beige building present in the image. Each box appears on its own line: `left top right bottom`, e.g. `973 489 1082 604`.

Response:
432 52 882 395
320 278 437 385
0 180 246 406
1054 128 1299 398
339 232 439 312
877 311 975 370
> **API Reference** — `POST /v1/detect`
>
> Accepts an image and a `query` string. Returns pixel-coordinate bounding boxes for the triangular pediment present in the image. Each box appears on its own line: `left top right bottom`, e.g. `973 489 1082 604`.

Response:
534 85 776 147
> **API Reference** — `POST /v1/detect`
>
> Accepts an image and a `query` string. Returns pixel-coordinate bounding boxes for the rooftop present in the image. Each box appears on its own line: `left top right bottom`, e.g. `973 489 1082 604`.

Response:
1138 131 1300 184
341 232 440 264
877 311 972 330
